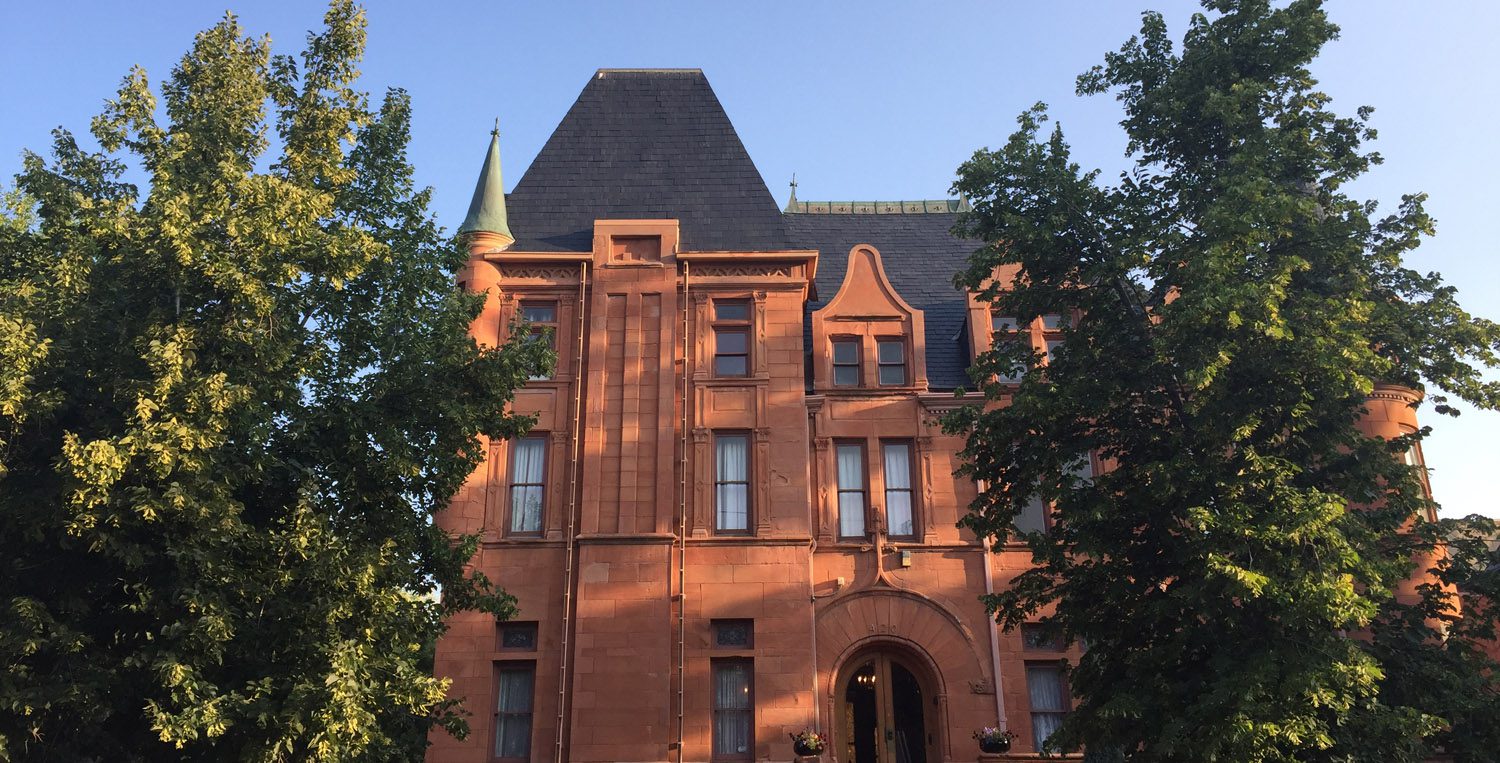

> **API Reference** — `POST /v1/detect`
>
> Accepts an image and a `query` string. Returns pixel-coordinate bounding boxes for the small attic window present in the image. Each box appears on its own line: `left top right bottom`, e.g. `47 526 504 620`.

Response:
832 339 860 386
877 339 907 386
610 235 661 264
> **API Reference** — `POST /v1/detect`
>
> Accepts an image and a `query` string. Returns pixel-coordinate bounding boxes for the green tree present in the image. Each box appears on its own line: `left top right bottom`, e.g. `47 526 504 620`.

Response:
946 1 1500 760
0 3 548 760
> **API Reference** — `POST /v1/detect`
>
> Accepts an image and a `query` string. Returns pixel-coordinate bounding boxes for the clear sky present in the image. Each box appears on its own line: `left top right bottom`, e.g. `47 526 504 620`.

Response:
2 1 1496 518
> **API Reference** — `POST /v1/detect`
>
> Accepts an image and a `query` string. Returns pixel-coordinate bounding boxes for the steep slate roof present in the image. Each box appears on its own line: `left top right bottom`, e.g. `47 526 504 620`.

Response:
787 212 980 391
506 69 792 252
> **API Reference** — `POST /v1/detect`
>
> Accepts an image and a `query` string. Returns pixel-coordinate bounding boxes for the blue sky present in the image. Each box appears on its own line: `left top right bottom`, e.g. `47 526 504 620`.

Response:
2 1 1496 518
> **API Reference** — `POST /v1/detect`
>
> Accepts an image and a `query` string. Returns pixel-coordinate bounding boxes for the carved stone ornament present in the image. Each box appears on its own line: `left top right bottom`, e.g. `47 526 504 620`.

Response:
692 264 793 278
499 265 579 281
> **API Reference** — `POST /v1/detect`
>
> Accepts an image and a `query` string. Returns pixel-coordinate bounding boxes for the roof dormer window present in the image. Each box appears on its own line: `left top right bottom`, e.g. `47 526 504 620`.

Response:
832 339 860 386
877 339 907 386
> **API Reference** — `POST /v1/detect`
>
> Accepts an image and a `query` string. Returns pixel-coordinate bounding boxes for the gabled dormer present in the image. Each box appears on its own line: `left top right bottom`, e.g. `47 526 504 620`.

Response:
811 244 927 393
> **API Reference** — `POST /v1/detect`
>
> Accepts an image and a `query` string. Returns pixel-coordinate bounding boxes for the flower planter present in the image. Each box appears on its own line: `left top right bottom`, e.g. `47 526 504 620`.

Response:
792 740 824 757
979 737 1012 754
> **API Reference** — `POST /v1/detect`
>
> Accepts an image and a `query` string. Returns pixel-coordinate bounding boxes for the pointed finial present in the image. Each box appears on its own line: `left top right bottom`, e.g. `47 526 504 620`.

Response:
784 173 800 213
492 117 500 137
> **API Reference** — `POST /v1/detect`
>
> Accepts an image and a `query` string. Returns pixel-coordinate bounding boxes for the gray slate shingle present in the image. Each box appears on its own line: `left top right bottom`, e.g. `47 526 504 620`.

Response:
507 70 792 252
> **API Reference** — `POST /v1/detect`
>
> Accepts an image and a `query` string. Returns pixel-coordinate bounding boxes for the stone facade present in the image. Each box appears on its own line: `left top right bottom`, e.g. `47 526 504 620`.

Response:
428 70 1436 763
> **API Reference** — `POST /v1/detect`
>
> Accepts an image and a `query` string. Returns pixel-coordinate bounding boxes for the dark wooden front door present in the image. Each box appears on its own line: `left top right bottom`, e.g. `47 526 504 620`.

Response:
839 652 933 763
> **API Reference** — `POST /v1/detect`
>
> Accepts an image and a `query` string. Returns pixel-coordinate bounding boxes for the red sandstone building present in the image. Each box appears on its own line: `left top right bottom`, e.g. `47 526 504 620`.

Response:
429 69 1434 763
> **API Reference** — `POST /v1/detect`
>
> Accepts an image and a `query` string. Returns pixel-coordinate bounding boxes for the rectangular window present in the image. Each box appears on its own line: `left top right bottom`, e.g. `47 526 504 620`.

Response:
508 436 545 535
497 621 538 651
991 314 1025 383
1067 453 1095 486
882 442 915 539
713 619 754 649
1026 663 1068 749
1040 313 1065 330
521 302 557 380
714 300 751 377
1014 495 1047 535
715 433 750 534
835 443 867 539
1021 623 1062 651
712 659 754 760
493 663 535 761
1045 338 1064 365
498 617 540 647
876 339 907 385
832 339 860 387
715 300 750 322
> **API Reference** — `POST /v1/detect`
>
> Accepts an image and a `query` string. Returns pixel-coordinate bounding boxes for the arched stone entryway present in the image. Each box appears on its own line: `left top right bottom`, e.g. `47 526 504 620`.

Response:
817 588 993 762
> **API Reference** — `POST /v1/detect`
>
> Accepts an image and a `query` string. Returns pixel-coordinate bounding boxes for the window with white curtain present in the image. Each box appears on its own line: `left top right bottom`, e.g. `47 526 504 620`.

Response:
1026 663 1068 749
715 434 750 534
712 659 753 759
493 663 534 760
882 442 915 539
835 443 867 539
508 436 546 535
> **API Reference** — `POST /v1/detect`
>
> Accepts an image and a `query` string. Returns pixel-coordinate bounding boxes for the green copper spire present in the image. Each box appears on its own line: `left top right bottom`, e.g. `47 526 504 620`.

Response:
458 122 514 248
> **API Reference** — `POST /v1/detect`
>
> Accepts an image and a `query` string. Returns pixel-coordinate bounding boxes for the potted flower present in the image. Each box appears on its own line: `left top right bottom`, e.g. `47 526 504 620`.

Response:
973 727 1016 754
789 729 826 757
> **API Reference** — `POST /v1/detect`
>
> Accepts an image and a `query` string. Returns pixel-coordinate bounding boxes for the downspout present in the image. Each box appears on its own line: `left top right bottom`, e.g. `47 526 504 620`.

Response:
978 479 1008 729
808 537 820 733
555 261 588 763
676 261 691 761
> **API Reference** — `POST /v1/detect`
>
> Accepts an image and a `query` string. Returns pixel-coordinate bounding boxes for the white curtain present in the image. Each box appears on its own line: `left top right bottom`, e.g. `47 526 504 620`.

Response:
1027 664 1066 747
716 435 749 531
713 662 752 755
510 437 545 533
494 667 534 758
836 445 865 538
883 443 913 537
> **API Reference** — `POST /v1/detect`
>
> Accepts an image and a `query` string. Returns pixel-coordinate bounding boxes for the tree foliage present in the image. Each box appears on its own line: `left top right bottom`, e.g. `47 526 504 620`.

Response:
0 3 548 759
945 1 1500 760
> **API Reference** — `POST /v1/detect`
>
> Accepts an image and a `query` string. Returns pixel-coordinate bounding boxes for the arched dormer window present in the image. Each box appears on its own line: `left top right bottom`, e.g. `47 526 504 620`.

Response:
811 245 927 393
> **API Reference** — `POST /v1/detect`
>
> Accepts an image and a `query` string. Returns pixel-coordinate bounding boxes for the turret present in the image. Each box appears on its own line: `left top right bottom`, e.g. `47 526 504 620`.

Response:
458 123 514 253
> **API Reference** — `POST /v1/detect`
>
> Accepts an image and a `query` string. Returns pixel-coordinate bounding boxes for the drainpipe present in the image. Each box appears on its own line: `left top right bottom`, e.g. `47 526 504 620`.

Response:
978 480 1008 729
676 261 691 761
808 536 820 734
554 261 588 763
